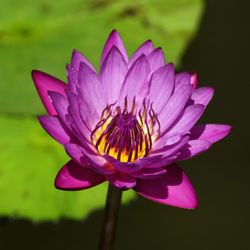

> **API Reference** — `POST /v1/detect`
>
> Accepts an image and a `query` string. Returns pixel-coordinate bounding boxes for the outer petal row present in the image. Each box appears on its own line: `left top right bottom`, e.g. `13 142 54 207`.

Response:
55 160 197 209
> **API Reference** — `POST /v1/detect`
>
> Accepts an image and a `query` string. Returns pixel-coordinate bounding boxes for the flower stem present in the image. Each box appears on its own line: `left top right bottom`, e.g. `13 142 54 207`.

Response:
98 184 123 250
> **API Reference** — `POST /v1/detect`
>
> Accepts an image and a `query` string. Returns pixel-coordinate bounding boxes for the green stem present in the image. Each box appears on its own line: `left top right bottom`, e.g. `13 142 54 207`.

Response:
98 184 123 250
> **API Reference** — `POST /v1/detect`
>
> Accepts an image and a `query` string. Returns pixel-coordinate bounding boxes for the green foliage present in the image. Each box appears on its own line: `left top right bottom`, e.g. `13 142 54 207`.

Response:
0 116 135 221
0 0 203 221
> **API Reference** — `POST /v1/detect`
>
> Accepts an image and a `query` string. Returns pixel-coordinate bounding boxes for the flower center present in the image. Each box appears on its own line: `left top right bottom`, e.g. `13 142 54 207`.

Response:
91 99 160 162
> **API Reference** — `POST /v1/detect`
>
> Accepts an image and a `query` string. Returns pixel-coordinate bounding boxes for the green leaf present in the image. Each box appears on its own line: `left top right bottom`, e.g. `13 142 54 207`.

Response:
0 116 135 221
0 0 203 115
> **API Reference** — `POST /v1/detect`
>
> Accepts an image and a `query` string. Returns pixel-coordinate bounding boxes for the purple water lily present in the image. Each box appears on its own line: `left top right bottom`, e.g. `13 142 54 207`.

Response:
32 30 231 209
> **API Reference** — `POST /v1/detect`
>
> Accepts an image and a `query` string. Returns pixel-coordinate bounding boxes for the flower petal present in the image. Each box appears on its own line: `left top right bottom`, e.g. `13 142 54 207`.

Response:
119 55 150 109
80 147 114 174
32 70 67 115
152 134 183 151
191 73 198 89
107 172 136 190
100 46 128 104
190 124 232 143
174 72 191 92
128 40 154 68
103 155 142 173
177 139 211 160
67 91 93 145
132 167 167 180
147 48 166 72
190 87 214 106
136 155 164 168
78 62 106 115
141 137 189 170
153 103 205 152
138 155 178 169
148 64 175 114
159 84 193 134
48 91 69 123
38 115 70 145
101 30 128 66
134 164 198 209
167 104 205 136
66 65 78 94
55 160 106 190
64 143 86 165
67 51 96 95
71 49 96 72
152 136 189 157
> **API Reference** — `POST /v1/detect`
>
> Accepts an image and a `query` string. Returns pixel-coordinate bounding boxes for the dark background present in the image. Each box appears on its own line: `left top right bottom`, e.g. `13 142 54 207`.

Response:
0 0 249 249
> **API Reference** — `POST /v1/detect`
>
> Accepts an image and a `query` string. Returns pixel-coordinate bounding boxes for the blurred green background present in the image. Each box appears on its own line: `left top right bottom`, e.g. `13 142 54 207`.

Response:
0 0 248 249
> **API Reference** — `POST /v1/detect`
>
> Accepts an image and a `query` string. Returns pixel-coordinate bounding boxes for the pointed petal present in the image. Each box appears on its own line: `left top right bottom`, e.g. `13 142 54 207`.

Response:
129 40 154 68
190 87 214 106
71 49 96 72
148 64 175 114
147 48 166 72
38 115 70 145
159 84 193 134
190 124 232 143
101 30 128 66
32 70 67 115
67 50 96 94
55 160 106 190
107 172 136 189
134 164 198 209
177 139 211 160
119 55 150 109
100 46 128 104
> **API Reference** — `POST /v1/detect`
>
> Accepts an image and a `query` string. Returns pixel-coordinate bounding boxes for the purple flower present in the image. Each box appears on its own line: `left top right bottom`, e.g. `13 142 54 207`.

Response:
32 30 231 209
